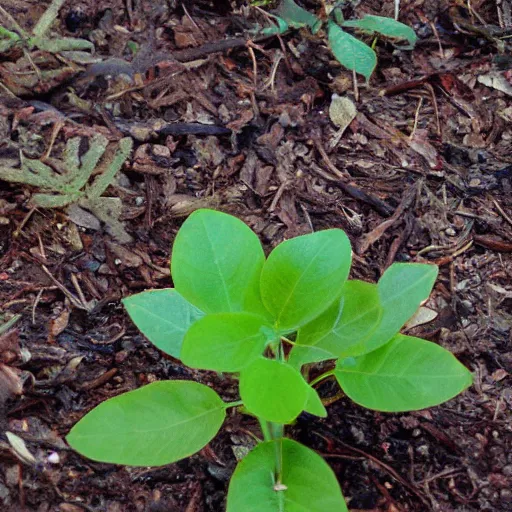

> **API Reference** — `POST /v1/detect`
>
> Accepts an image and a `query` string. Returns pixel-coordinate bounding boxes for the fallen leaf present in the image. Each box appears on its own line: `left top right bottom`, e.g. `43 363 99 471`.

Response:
329 94 357 134
405 307 438 330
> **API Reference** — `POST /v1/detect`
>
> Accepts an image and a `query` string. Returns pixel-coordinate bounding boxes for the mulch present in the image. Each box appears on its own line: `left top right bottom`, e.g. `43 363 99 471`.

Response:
0 1 511 511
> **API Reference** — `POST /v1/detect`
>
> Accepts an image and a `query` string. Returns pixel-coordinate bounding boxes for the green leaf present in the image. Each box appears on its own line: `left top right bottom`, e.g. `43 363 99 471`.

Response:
181 313 276 372
296 280 383 358
31 36 94 52
240 358 309 423
304 386 327 417
171 209 267 316
362 263 438 355
0 39 16 52
31 193 78 208
277 0 322 32
86 137 133 198
227 438 348 512
287 343 335 370
66 381 226 466
67 134 109 191
335 334 473 412
122 288 204 359
260 229 351 332
341 15 417 48
328 21 377 81
261 16 289 36
32 0 68 38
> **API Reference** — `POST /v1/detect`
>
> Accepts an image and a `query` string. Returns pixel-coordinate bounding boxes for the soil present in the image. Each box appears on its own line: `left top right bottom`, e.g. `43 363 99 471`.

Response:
0 1 511 511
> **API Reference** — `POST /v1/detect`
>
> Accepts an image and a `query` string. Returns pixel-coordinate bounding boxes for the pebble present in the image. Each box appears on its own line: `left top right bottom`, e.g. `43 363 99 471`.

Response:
502 464 512 476
500 489 512 502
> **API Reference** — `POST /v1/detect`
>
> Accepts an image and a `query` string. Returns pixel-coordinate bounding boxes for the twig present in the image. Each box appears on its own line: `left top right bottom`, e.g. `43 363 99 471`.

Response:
313 138 350 180
247 45 258 88
314 432 428 505
410 97 423 140
171 32 276 63
41 265 88 310
310 163 394 217
358 182 418 254
490 195 512 226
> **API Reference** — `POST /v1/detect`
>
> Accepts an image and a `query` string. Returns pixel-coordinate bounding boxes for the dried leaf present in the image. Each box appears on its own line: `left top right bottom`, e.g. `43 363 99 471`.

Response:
404 307 438 330
5 432 36 465
329 94 357 134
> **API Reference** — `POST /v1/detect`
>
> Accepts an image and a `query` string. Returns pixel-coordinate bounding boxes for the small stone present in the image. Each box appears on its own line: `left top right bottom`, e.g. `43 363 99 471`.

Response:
502 464 512 476
417 445 429 456
500 489 512 502
47 451 60 464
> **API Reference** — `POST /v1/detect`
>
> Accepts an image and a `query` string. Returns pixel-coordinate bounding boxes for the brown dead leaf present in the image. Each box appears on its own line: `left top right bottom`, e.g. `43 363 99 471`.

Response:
106 241 143 267
491 369 509 382
49 309 70 343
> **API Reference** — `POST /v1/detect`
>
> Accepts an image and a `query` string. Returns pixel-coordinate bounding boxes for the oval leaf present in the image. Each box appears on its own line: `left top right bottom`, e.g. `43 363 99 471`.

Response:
287 343 335 370
328 21 377 81
304 386 327 418
296 280 383 358
181 312 277 372
277 0 321 31
342 15 418 48
123 289 204 358
67 381 226 466
361 263 438 355
335 334 473 412
171 209 267 316
227 438 348 512
240 358 309 423
260 229 351 332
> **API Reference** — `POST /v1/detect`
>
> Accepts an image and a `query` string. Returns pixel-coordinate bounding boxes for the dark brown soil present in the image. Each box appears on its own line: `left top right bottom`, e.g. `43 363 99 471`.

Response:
0 1 511 511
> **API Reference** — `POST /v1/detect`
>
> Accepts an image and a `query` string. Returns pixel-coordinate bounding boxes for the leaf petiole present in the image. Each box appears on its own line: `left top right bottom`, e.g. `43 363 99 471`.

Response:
309 370 335 387
223 400 244 409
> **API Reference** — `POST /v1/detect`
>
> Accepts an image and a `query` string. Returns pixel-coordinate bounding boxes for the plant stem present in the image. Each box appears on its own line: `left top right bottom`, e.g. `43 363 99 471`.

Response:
258 418 272 442
277 339 285 362
280 336 296 346
0 6 29 38
309 369 335 387
257 419 284 483
223 399 244 409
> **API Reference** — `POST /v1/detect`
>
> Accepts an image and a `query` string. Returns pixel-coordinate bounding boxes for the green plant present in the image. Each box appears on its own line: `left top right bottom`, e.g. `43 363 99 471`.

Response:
260 0 417 81
0 0 93 55
0 135 133 242
67 209 472 511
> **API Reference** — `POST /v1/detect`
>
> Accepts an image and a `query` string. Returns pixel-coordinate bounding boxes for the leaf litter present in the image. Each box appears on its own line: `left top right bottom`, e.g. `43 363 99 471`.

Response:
0 0 511 510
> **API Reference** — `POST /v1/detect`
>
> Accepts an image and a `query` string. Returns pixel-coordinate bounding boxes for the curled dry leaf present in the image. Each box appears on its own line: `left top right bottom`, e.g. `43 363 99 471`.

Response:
329 94 357 135
5 432 37 465
404 306 438 330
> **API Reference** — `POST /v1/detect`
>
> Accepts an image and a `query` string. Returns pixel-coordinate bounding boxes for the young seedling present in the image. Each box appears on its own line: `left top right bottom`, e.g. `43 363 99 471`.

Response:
0 0 93 55
259 0 418 81
67 209 472 511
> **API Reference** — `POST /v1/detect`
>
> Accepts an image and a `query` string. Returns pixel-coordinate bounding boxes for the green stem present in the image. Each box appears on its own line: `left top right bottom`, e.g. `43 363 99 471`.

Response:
0 6 29 38
223 399 244 409
280 336 296 346
277 339 284 362
257 419 284 483
309 370 335 387
258 418 272 442
274 436 283 484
